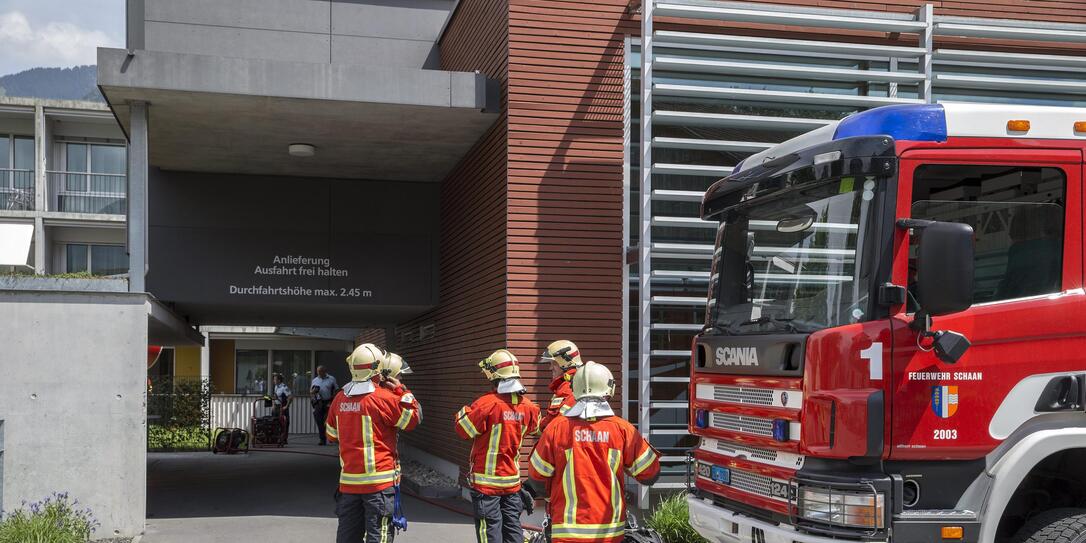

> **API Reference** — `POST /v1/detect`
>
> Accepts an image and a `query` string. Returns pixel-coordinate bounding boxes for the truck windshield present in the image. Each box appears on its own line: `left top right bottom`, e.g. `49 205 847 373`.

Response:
709 176 878 335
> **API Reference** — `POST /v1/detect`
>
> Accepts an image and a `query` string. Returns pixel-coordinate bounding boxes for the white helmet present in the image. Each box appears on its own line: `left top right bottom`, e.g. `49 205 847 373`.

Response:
541 339 583 370
379 352 413 379
572 361 615 401
346 343 384 382
479 349 521 381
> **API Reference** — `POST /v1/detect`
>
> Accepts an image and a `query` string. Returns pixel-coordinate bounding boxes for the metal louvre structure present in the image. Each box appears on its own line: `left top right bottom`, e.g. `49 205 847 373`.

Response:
630 0 1086 506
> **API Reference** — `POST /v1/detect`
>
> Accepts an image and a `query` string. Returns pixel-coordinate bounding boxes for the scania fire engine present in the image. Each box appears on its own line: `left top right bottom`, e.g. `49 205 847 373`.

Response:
686 103 1086 543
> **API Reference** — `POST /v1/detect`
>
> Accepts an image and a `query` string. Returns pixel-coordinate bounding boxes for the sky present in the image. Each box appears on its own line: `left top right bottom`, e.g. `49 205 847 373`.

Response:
0 0 123 76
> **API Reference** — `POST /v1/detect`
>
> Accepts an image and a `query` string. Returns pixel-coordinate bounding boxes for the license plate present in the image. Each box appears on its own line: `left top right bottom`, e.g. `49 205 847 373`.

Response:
711 465 731 485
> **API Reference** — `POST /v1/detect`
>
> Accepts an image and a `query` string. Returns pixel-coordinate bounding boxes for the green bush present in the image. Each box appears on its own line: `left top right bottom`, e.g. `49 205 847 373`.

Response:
0 493 98 543
147 377 211 451
646 493 707 543
148 424 210 451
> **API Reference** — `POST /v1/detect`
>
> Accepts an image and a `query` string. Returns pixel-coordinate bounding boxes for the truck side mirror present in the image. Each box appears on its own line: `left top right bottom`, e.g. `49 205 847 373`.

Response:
915 221 974 316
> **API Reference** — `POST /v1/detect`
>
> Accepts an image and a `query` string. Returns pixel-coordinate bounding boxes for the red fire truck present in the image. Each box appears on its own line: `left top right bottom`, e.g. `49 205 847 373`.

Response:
686 103 1086 543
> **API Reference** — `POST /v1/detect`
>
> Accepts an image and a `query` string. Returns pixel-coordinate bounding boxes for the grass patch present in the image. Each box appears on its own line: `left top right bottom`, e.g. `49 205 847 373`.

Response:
0 492 99 543
646 493 707 543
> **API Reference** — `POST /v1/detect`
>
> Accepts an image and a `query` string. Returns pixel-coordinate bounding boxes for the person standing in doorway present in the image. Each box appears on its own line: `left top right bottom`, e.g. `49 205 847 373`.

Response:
455 349 541 543
272 373 293 445
311 365 338 445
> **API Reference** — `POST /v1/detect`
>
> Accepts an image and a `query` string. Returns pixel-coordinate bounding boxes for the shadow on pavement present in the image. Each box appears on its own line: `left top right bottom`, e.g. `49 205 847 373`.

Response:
145 447 472 542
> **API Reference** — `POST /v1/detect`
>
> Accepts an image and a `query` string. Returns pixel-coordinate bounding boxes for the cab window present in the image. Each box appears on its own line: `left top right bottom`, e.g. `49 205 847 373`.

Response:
910 165 1066 305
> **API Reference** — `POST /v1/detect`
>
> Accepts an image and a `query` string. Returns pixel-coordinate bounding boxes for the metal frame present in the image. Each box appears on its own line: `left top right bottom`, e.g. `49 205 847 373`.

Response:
632 0 1086 509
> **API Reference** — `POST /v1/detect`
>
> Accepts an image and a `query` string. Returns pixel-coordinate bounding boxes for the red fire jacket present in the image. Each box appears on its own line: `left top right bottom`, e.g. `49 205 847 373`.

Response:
529 413 661 543
541 368 578 430
326 382 422 494
454 391 541 495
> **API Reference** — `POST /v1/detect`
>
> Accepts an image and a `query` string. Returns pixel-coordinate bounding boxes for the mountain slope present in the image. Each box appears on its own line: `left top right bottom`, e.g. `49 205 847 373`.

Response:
0 66 103 102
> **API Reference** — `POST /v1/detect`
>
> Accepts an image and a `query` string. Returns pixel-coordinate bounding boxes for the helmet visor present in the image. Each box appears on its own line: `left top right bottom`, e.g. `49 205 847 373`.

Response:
399 360 413 374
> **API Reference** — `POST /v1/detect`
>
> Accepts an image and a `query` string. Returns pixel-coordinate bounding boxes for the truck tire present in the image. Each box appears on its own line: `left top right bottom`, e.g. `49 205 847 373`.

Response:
1012 508 1086 543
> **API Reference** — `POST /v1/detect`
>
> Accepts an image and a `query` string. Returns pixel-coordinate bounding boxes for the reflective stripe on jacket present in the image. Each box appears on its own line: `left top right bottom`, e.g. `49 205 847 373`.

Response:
529 414 661 543
326 382 422 494
540 369 578 430
455 391 541 495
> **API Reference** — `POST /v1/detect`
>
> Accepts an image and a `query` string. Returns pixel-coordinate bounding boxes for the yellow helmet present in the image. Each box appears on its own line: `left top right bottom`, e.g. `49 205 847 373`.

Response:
572 361 615 400
479 349 521 381
379 352 413 379
542 339 583 370
347 343 384 382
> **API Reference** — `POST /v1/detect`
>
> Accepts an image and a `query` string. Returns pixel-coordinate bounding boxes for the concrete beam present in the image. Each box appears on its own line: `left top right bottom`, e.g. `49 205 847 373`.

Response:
97 48 497 111
276 327 364 341
147 297 205 345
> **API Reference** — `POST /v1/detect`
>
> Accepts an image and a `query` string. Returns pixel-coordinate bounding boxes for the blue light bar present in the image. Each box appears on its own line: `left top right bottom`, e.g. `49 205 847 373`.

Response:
833 104 948 143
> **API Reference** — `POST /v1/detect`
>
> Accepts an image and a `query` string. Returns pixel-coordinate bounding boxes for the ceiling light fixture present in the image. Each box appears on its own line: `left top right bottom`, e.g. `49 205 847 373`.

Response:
288 143 316 157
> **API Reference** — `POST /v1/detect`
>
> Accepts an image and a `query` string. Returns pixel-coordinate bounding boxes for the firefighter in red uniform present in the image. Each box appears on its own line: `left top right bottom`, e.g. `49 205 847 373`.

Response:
529 361 661 543
539 339 583 429
455 349 542 543
326 343 421 543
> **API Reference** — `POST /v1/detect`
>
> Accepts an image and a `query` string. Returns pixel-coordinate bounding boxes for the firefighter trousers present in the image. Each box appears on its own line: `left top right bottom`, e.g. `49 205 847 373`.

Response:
471 489 524 543
335 488 396 543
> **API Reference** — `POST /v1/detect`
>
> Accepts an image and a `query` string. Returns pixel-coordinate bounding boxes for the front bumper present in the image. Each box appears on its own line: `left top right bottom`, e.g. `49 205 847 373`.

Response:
687 495 888 543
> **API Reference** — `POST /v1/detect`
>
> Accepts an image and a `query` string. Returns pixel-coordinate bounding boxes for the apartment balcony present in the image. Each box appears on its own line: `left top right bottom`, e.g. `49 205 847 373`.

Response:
48 171 127 215
0 168 35 211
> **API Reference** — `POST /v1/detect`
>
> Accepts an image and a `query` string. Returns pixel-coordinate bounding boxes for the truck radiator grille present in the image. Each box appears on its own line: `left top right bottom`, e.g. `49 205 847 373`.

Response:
710 412 774 437
712 385 774 406
729 469 775 498
715 440 778 463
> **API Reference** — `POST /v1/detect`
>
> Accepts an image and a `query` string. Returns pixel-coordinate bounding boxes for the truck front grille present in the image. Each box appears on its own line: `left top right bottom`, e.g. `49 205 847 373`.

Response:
697 461 794 503
712 385 774 406
716 439 778 462
730 469 775 497
710 412 774 437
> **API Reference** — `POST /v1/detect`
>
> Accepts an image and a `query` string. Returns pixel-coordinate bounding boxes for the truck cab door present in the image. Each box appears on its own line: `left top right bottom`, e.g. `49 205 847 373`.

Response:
889 147 1084 460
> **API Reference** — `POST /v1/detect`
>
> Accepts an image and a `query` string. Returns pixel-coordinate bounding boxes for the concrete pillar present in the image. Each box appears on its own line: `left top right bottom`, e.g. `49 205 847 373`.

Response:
32 217 45 274
200 330 211 381
127 101 148 292
32 105 46 274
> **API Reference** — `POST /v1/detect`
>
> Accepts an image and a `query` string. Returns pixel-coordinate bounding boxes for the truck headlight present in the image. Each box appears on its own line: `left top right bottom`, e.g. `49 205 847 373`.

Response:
798 486 885 530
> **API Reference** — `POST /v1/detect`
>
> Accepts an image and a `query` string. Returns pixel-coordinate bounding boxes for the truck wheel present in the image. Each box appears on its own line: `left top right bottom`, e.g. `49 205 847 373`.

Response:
1012 508 1086 543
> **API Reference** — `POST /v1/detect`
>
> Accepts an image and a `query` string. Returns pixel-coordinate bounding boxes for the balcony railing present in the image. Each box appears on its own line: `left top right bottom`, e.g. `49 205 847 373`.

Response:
0 168 35 211
48 171 127 215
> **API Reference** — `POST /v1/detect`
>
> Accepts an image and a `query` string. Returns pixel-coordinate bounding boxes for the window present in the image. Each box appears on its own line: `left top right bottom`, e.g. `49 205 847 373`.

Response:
315 351 349 389
147 348 176 381
64 244 128 276
12 136 33 184
1 135 33 201
272 350 312 397
235 350 269 394
65 143 126 192
911 165 1066 304
59 142 126 214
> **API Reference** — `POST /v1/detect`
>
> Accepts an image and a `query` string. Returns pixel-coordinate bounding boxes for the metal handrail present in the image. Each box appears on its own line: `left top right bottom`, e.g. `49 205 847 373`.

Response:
47 171 127 215
0 168 35 211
